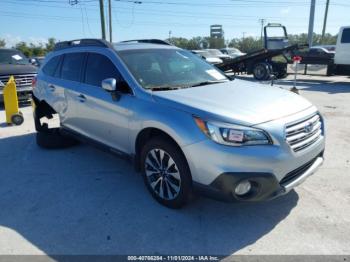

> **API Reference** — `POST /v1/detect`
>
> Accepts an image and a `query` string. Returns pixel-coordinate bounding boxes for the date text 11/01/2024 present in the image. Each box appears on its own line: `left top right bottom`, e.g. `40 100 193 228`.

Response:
127 256 220 261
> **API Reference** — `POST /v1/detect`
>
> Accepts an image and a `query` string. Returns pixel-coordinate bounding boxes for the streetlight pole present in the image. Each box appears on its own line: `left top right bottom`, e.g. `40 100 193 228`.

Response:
308 0 316 47
99 0 106 40
108 0 112 42
321 0 330 43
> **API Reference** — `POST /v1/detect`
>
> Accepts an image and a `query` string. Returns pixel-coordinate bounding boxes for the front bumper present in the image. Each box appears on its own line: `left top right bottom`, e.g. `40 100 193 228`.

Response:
182 107 325 202
193 153 324 202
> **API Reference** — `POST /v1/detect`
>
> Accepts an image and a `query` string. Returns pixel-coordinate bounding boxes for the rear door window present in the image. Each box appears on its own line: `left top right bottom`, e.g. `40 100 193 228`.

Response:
61 53 85 82
341 28 350 43
84 53 120 87
42 55 61 77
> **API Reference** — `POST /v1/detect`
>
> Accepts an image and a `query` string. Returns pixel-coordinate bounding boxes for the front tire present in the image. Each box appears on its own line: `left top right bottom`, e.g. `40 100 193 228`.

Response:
140 137 192 208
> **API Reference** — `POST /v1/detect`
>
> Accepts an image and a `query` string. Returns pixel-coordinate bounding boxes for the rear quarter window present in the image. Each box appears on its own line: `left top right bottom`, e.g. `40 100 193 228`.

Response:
341 28 350 43
61 53 85 82
42 55 61 77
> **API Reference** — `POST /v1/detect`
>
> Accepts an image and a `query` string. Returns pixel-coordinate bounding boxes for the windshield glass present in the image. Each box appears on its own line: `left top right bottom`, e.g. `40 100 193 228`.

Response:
206 49 223 56
118 49 228 89
0 49 29 65
194 50 214 58
226 48 241 55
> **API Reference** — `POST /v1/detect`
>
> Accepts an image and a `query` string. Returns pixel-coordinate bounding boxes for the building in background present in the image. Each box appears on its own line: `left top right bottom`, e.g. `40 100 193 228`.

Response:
210 25 224 39
210 25 225 49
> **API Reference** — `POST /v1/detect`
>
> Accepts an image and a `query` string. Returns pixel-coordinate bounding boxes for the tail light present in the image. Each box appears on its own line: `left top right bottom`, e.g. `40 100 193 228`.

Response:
32 76 37 89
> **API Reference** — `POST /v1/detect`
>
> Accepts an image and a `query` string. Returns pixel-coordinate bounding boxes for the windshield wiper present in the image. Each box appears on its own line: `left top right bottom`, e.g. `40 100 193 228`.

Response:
189 80 228 87
147 86 182 91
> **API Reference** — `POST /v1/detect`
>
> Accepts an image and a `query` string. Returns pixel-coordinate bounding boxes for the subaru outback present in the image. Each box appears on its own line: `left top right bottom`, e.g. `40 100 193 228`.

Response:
32 39 325 208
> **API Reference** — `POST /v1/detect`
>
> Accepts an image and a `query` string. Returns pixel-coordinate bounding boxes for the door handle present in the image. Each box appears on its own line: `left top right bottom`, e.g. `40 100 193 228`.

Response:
48 84 55 91
77 94 86 102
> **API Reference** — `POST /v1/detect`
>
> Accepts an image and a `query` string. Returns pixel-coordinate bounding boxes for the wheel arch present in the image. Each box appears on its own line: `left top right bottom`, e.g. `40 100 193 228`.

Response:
134 127 190 177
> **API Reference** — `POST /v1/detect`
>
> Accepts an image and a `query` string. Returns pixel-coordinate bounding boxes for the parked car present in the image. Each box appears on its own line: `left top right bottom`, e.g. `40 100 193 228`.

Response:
0 48 37 104
191 50 223 65
30 56 46 67
32 39 325 208
220 47 246 58
295 46 335 65
205 49 232 62
312 45 336 53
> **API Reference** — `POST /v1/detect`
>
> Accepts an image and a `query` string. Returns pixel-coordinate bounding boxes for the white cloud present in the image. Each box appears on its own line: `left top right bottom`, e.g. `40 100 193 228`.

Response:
3 34 22 48
28 37 48 46
280 7 291 15
1 34 48 47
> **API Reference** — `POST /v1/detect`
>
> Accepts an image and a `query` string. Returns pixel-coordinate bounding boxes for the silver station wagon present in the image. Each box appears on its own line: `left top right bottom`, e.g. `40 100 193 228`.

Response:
32 39 325 208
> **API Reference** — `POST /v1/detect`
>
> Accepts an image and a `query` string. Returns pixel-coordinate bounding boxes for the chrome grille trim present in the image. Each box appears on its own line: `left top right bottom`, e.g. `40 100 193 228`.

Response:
0 74 36 89
285 113 323 152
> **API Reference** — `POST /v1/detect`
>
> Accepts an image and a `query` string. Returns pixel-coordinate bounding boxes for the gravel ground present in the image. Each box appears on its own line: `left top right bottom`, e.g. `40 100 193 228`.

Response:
0 74 349 257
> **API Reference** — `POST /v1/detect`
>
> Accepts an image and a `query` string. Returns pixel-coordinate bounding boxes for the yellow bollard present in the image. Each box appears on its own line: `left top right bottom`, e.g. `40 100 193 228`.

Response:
3 76 24 125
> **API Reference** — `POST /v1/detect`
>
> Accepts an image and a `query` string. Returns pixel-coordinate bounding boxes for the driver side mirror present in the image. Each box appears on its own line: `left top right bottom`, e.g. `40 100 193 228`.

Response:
102 78 121 101
102 78 117 91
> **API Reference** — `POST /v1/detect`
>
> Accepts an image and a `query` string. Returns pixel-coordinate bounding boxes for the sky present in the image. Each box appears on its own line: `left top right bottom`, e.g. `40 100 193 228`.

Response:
0 0 349 47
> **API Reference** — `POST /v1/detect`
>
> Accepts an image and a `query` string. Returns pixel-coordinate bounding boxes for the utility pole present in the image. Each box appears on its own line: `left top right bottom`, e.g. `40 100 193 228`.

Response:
108 0 112 42
168 30 172 43
308 0 316 47
321 0 330 43
242 32 246 39
99 0 106 40
259 19 266 46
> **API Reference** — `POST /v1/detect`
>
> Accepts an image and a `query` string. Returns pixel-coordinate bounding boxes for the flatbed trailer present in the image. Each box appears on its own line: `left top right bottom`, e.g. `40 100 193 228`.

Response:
216 23 308 80
217 43 308 80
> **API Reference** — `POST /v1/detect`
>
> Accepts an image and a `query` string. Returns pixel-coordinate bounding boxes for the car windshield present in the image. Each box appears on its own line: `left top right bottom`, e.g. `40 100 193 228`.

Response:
227 48 241 55
118 48 228 90
206 49 223 56
0 50 29 65
194 50 215 58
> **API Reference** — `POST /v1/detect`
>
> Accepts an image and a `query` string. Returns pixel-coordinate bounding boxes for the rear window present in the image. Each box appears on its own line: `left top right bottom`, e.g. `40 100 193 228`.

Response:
341 28 350 43
61 53 85 82
42 55 61 77
84 53 120 87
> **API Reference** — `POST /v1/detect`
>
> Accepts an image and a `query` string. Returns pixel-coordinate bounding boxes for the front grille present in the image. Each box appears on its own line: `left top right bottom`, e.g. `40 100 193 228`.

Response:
280 156 318 185
0 74 36 89
285 113 323 152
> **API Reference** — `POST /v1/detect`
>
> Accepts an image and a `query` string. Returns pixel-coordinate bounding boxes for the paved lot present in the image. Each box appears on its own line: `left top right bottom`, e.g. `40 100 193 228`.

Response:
0 74 349 256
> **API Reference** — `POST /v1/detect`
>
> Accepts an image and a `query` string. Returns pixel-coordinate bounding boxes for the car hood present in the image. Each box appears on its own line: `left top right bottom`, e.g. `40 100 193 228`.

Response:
152 79 313 126
0 64 37 76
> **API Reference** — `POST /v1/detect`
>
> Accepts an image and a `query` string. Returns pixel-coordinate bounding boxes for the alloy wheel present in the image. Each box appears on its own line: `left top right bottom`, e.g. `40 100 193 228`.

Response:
144 148 181 200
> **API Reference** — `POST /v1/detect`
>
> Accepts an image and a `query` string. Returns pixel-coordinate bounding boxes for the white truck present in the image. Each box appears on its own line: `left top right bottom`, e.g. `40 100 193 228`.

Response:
330 26 350 75
299 26 350 76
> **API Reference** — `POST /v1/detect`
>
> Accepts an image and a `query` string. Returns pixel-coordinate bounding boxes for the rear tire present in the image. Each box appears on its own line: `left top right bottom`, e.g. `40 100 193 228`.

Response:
140 137 192 208
36 128 78 149
253 62 271 81
34 107 78 149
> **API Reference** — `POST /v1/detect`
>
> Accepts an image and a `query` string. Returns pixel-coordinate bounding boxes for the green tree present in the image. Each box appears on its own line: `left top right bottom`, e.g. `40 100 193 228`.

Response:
15 42 32 57
228 37 262 53
45 37 56 52
0 39 5 48
209 37 225 49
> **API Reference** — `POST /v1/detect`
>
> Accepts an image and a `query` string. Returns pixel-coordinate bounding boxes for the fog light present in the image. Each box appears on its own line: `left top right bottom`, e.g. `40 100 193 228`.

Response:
234 180 252 196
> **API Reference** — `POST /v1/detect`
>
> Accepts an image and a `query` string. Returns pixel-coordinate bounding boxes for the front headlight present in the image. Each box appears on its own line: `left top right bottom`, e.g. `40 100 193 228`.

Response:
194 117 272 146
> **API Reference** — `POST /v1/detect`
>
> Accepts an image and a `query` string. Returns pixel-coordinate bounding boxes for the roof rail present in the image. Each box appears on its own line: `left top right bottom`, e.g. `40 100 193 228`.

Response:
54 39 112 51
120 39 172 46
